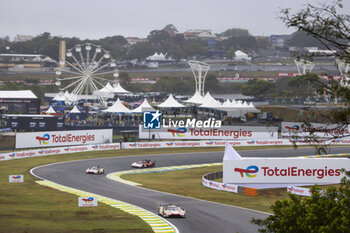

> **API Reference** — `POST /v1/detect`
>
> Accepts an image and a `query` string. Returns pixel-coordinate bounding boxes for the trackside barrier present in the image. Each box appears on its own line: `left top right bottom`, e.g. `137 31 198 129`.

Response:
287 186 312 197
121 138 350 149
0 143 121 161
202 171 258 196
2 139 350 162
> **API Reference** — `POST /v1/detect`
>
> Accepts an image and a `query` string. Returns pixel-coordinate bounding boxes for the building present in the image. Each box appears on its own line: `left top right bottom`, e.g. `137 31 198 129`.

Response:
0 53 57 71
0 90 40 114
13 35 34 42
125 37 148 45
183 29 217 40
269 35 291 49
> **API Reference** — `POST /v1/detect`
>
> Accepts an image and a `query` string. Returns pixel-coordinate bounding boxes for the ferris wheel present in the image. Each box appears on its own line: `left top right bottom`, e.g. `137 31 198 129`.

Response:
55 43 119 106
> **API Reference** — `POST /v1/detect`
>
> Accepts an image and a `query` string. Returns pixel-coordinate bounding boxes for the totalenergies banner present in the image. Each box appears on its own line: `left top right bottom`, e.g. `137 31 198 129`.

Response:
0 143 120 161
223 158 350 184
202 176 238 193
15 129 113 149
139 125 278 140
122 139 285 149
282 122 350 138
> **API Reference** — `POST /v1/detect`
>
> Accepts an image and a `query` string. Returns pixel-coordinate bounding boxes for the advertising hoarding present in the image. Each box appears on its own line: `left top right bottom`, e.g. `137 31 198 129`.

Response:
281 122 350 138
223 158 350 184
9 175 24 183
139 125 278 140
15 129 113 149
78 197 98 207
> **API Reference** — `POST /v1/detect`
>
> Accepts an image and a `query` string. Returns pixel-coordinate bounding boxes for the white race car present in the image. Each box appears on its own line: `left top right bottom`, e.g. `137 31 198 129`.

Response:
131 159 156 168
86 166 104 174
158 203 186 218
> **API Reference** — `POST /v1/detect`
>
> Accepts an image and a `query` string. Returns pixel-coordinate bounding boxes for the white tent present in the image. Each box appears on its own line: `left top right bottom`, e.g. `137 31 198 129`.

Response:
53 92 66 101
203 91 217 103
184 91 204 105
234 50 251 61
45 106 56 114
64 91 70 99
103 98 131 113
132 99 155 113
113 82 130 94
98 82 114 93
146 52 167 61
199 98 222 109
157 94 185 108
69 105 81 114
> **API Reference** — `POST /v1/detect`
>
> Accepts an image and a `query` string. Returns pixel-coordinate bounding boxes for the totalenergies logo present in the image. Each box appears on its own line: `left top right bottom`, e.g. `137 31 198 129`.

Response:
36 134 50 145
129 143 137 147
9 153 15 158
234 165 259 178
64 147 70 152
168 127 186 137
332 139 340 144
12 175 21 180
82 197 94 203
285 125 300 134
247 140 255 145
38 150 44 155
205 141 214 145
166 142 174 146
91 145 98 149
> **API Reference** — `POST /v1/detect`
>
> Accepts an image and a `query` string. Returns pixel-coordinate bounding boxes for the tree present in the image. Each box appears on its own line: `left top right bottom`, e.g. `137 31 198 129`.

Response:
240 79 275 99
288 31 325 48
280 0 350 61
252 170 350 233
251 3 350 231
280 0 350 140
220 28 250 38
205 74 220 93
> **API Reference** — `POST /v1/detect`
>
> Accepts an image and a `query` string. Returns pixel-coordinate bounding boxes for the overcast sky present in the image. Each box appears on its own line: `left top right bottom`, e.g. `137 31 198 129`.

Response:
0 0 347 40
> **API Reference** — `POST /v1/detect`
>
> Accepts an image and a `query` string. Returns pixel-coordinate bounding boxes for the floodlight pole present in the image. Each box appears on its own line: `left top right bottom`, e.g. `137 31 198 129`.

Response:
294 59 315 75
188 60 210 96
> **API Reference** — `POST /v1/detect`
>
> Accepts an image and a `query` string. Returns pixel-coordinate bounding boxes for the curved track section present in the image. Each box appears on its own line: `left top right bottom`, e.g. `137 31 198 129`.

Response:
31 147 350 233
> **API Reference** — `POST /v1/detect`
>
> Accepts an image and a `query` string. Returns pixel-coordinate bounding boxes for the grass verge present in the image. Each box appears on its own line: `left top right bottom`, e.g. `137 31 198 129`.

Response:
0 147 228 233
0 145 330 232
122 165 289 214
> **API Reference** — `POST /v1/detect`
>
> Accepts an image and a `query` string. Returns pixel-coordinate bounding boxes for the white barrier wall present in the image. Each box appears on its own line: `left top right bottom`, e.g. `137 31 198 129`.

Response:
15 129 113 149
202 176 238 193
282 122 350 138
0 143 120 161
2 138 350 162
287 186 312 197
139 125 278 140
121 138 349 149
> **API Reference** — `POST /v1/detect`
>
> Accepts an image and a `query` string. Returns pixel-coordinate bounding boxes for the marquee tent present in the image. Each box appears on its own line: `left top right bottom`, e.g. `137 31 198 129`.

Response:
157 94 185 108
69 105 81 114
234 50 251 61
98 82 114 93
199 98 222 109
132 99 155 113
203 92 217 103
103 98 131 113
45 106 56 114
112 82 130 94
184 91 204 105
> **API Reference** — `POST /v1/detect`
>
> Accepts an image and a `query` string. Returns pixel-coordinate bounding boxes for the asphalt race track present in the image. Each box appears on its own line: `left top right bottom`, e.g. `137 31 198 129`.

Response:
32 147 350 233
